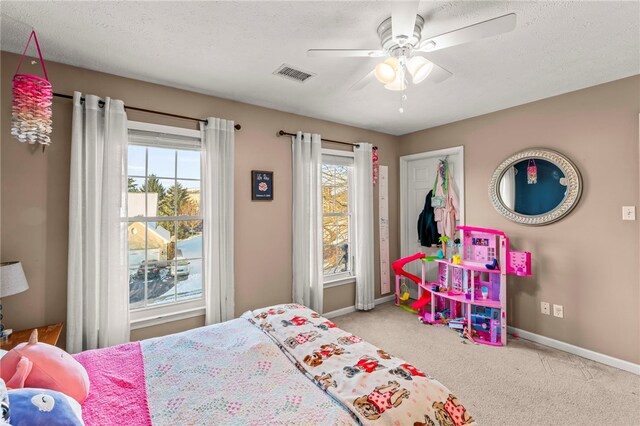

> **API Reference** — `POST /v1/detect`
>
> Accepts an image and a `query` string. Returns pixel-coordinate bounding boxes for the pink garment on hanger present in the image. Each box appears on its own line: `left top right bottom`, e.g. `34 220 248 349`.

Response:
433 166 459 239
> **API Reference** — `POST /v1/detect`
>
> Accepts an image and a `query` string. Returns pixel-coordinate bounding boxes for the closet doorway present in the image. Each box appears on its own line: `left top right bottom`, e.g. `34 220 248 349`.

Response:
399 147 464 298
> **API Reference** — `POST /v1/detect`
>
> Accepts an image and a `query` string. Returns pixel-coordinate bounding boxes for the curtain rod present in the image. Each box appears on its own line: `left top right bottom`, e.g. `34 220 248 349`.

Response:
53 93 241 130
277 130 377 150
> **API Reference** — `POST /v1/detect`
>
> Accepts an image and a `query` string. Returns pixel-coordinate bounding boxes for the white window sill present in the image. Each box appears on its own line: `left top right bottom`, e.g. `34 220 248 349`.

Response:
130 302 205 330
324 276 356 289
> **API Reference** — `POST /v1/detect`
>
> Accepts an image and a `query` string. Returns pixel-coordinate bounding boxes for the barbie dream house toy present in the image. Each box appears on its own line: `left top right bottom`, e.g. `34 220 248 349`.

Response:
395 226 532 346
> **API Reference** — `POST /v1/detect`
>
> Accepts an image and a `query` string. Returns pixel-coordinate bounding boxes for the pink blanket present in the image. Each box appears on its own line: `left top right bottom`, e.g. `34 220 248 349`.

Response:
74 342 151 426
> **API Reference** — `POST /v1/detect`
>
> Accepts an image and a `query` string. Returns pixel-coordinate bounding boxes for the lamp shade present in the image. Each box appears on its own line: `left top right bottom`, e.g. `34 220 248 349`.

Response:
384 70 407 91
374 57 399 84
0 261 29 298
406 56 434 84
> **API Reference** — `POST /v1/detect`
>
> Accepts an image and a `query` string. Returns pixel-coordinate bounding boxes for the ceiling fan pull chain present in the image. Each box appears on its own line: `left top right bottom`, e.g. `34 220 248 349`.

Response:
399 92 406 113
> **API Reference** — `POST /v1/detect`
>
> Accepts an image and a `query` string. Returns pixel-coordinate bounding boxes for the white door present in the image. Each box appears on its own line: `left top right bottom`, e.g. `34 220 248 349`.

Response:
400 147 464 298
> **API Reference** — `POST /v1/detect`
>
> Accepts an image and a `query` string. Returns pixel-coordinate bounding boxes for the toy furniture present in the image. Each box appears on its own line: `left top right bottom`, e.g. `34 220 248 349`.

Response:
415 226 532 346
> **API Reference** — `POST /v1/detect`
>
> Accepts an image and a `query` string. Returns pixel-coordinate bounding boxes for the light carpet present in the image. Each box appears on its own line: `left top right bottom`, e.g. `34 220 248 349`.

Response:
332 302 640 426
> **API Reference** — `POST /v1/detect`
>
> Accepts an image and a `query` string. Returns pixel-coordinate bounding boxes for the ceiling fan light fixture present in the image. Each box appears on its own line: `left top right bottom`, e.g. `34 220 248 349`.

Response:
406 56 434 84
374 57 399 84
384 71 407 91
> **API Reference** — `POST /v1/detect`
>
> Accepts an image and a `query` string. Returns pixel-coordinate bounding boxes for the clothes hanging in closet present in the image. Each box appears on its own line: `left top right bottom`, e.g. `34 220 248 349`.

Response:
417 190 441 247
433 160 459 239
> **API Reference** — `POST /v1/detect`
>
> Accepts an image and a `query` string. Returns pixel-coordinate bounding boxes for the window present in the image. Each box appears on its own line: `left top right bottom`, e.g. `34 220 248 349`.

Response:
126 122 204 325
322 151 355 285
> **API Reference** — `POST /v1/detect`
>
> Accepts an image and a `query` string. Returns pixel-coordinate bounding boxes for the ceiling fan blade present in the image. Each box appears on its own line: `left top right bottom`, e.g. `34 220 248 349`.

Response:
307 49 386 58
427 61 453 83
418 13 516 52
350 70 376 90
392 1 420 44
412 56 453 83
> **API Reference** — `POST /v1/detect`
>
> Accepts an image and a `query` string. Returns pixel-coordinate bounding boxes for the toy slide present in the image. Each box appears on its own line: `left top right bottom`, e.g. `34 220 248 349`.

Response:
392 253 431 310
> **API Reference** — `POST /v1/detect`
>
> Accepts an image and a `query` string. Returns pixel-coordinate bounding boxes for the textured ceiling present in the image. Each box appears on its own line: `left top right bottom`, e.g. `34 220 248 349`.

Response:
1 1 638 135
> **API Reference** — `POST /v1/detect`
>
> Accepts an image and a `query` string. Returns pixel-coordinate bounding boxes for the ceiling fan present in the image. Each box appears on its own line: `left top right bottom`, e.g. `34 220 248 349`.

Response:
308 2 517 91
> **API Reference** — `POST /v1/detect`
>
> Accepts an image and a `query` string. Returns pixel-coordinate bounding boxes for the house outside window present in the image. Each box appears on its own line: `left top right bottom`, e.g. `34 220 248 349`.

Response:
322 150 355 286
126 122 205 327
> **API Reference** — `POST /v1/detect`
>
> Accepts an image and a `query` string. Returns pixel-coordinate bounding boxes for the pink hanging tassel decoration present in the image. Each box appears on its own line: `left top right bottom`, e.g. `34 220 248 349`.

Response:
372 147 379 185
527 159 537 184
11 30 53 147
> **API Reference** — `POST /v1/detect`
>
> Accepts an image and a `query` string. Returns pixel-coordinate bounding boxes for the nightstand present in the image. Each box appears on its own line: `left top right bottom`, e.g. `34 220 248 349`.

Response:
0 323 63 351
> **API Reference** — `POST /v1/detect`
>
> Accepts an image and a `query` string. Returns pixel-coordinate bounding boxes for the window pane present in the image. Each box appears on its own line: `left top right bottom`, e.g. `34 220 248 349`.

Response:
336 243 350 273
176 259 202 302
145 215 174 307
323 244 337 274
148 222 173 264
334 186 348 213
147 271 176 306
128 145 146 177
176 220 203 259
156 179 180 217
336 223 349 244
127 177 145 217
147 147 176 178
128 221 146 309
178 180 200 217
335 166 348 185
177 150 200 180
343 247 350 272
322 164 334 186
323 216 337 245
322 186 335 214
143 220 173 306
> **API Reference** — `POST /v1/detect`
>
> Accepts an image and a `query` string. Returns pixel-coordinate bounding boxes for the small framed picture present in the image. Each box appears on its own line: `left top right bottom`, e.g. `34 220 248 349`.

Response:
251 170 274 201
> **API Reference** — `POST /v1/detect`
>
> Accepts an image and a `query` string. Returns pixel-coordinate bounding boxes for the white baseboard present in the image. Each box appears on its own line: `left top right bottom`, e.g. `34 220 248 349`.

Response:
324 299 639 376
323 305 356 319
508 326 640 376
324 294 395 319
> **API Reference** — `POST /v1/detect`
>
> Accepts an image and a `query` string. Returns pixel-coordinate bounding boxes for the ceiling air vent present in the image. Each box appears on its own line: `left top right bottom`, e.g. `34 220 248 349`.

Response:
273 64 315 83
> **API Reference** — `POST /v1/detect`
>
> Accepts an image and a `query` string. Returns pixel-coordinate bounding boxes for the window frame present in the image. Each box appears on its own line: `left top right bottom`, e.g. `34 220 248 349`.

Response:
127 121 206 328
321 148 356 287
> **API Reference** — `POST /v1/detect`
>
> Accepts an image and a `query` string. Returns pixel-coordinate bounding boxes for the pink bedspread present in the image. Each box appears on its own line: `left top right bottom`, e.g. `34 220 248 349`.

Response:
74 342 151 426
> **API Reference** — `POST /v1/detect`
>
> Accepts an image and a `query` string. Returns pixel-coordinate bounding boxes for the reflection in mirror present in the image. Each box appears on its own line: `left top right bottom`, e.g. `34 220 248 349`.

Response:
489 149 582 226
499 159 567 215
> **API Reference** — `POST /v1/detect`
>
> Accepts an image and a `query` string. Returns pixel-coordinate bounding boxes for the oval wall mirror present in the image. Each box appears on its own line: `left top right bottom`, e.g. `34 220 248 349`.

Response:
488 148 582 225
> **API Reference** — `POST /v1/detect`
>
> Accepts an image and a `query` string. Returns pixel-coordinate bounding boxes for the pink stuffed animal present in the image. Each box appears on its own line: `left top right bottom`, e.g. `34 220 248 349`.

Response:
0 330 89 403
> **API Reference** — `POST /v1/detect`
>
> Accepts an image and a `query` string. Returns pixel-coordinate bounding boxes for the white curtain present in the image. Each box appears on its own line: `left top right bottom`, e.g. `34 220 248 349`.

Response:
500 166 517 210
202 118 235 324
354 143 375 310
67 92 129 353
292 132 323 313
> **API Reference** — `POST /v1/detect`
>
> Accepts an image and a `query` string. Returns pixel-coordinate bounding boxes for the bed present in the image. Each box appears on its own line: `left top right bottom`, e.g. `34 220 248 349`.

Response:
73 304 475 425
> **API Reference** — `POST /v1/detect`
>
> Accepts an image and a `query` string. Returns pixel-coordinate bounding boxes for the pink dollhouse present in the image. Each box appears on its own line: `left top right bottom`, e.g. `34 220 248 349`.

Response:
417 226 532 346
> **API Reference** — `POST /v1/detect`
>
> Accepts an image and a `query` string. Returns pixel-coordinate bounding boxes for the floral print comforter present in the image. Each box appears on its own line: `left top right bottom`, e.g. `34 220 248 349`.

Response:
247 304 475 426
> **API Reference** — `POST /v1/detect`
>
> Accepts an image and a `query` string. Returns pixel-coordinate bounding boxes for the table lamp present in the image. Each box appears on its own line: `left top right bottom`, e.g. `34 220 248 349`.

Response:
0 261 29 339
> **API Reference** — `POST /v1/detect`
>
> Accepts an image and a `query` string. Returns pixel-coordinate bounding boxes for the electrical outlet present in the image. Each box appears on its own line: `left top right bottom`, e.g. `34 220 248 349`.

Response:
541 302 550 315
553 304 564 318
622 206 636 221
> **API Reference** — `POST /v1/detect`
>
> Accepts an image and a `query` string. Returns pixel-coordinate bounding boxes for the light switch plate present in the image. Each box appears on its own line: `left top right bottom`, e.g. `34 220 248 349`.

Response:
622 206 636 221
553 304 564 318
541 302 550 315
